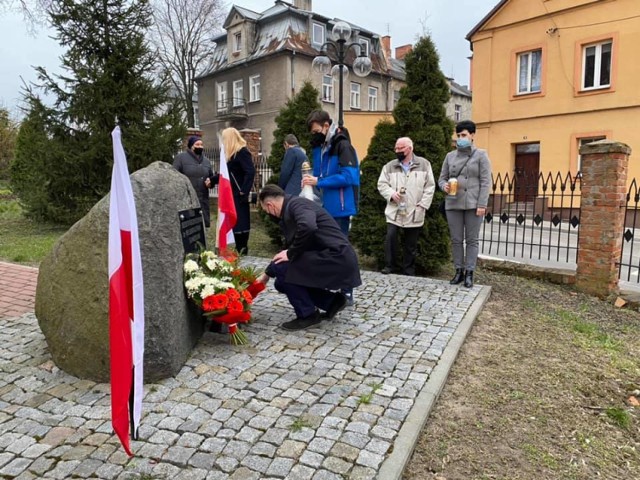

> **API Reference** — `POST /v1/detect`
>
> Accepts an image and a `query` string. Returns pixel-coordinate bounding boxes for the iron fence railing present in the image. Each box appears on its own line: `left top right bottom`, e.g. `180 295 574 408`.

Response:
619 179 640 282
480 171 582 264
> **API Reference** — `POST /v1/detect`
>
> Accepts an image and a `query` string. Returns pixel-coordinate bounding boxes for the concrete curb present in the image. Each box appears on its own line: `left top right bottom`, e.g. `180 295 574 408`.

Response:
377 284 493 480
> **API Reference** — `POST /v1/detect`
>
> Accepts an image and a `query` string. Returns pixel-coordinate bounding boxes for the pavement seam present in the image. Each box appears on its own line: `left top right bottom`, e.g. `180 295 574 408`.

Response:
377 284 493 480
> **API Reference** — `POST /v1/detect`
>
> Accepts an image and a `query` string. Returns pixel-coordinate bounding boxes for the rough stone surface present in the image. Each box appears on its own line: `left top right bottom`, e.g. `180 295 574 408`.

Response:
35 161 204 382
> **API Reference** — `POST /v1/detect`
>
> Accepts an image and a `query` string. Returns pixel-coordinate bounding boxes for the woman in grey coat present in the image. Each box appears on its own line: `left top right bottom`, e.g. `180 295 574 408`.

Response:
438 120 492 288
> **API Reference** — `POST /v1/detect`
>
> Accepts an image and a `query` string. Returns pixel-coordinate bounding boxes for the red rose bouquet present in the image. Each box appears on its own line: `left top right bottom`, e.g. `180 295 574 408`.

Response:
183 250 265 345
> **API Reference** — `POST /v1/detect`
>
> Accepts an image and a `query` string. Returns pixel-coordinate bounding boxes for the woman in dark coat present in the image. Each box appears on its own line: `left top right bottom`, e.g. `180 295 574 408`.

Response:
172 136 217 227
222 127 256 254
257 184 362 331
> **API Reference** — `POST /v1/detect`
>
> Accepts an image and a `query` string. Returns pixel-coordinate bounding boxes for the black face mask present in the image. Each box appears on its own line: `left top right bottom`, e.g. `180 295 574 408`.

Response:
310 132 325 147
193 147 203 155
396 152 406 161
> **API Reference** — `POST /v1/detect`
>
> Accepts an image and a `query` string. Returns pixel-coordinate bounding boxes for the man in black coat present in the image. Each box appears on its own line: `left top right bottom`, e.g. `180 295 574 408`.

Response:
257 184 362 330
173 136 217 227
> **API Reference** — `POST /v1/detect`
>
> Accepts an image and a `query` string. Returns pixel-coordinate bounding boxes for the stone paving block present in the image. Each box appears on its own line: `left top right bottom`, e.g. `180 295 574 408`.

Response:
311 469 343 480
61 444 96 460
162 446 195 466
276 439 306 458
356 449 385 469
322 455 352 475
152 462 182 478
349 465 377 480
265 457 295 478
71 458 104 478
189 452 216 470
26 456 55 476
175 467 208 480
250 441 277 458
215 455 239 473
44 460 80 479
240 454 271 474
222 440 251 460
0 457 32 477
329 442 360 462
177 432 205 448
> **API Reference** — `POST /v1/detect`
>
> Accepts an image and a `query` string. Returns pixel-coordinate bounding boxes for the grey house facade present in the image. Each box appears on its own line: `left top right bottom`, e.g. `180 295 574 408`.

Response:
446 78 472 123
196 0 406 161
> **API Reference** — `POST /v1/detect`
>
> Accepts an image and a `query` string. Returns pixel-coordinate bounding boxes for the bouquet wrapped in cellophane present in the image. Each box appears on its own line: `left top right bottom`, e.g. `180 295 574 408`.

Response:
183 250 266 345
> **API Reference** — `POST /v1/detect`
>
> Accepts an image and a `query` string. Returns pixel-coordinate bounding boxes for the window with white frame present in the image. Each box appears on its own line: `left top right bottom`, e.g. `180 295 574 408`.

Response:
454 104 461 122
350 82 361 108
249 75 260 102
312 23 325 47
217 82 227 111
233 79 243 106
582 41 612 90
577 136 606 172
393 90 400 108
193 105 200 128
517 49 542 94
233 32 242 52
368 86 378 110
322 75 334 102
359 38 370 57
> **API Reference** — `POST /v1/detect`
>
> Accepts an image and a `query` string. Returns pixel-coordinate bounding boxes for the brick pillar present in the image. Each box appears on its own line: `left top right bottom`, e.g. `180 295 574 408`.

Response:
576 140 632 297
239 129 261 160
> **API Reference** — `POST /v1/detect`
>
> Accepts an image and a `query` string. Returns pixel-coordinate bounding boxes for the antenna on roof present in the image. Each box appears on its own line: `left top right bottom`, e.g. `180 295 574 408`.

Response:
386 23 390 35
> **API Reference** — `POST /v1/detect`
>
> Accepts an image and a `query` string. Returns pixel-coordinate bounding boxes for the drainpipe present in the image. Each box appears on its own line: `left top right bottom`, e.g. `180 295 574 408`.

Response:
291 50 296 96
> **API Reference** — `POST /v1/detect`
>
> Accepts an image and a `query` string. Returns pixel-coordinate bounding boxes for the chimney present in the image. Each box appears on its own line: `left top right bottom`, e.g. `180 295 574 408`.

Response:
381 35 392 59
395 44 412 61
293 0 312 10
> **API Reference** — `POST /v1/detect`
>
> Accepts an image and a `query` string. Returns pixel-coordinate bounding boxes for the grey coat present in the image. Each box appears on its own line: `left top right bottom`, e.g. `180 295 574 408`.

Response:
438 146 492 210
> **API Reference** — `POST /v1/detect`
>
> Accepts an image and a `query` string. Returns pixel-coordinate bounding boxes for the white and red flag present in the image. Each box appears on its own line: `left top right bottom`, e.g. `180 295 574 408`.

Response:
108 126 144 457
216 144 237 256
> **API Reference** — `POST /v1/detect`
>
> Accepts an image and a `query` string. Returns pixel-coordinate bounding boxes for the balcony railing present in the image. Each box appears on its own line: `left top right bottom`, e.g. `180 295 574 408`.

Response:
216 97 248 118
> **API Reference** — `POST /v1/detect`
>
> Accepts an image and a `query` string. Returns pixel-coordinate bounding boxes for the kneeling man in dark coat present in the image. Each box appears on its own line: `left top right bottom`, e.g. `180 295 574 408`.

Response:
257 184 362 330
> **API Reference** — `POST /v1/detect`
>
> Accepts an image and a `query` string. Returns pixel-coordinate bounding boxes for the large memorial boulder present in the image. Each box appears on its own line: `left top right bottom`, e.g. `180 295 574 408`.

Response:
36 161 206 382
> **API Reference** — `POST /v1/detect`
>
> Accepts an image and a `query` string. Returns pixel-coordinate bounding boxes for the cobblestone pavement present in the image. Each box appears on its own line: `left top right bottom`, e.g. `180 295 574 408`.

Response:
0 258 488 479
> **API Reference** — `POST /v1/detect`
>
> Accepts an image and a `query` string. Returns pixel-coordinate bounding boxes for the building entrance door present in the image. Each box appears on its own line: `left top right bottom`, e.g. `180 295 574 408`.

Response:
514 143 540 202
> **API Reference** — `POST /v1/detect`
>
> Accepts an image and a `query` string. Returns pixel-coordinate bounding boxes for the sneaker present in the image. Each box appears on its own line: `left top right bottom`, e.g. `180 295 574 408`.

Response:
320 292 347 320
282 311 321 331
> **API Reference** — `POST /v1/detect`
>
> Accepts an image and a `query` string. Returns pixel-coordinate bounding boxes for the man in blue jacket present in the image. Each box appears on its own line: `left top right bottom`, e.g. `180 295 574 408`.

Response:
302 110 360 305
278 134 307 195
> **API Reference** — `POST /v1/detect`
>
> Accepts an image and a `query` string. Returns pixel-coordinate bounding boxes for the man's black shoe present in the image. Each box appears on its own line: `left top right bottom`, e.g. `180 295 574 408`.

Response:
282 311 321 331
381 267 393 275
464 270 474 288
450 268 465 285
320 292 347 320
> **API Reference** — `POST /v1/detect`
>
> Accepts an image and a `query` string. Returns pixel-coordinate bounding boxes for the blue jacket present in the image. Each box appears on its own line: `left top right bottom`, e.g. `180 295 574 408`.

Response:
278 146 307 195
311 126 360 218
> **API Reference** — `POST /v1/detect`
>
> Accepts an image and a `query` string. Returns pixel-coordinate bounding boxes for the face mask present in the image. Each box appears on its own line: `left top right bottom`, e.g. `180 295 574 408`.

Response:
396 151 406 161
456 138 472 149
193 147 204 155
310 132 325 147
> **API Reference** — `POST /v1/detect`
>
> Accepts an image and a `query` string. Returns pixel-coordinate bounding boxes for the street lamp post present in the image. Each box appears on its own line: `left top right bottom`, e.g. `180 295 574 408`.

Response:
312 21 373 128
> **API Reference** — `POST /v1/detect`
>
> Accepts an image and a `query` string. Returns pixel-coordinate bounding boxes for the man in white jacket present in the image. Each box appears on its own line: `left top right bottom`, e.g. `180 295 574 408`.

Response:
377 137 435 276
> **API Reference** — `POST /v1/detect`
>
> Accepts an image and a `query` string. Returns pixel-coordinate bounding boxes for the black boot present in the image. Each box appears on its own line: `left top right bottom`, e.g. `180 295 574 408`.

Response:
464 270 474 288
450 268 464 285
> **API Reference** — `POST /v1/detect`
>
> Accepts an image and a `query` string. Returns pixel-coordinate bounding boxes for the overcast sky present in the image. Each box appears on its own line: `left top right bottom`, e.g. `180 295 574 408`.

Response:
0 0 499 117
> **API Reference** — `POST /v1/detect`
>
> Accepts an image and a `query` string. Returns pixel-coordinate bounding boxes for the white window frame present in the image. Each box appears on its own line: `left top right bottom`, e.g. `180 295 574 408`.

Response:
217 82 227 111
322 74 334 103
359 38 370 57
393 90 400 108
454 104 461 122
350 82 361 109
368 86 378 110
516 49 542 94
233 32 242 53
577 136 606 172
249 75 260 102
312 22 325 47
233 79 243 107
581 41 612 91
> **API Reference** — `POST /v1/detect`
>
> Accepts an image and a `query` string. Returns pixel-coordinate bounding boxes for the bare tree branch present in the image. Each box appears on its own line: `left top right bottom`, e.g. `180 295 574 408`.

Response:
149 0 225 127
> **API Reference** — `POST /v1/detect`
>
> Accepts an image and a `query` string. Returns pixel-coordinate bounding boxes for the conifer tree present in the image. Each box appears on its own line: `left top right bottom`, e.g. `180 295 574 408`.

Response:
11 0 185 224
351 35 453 273
261 81 321 246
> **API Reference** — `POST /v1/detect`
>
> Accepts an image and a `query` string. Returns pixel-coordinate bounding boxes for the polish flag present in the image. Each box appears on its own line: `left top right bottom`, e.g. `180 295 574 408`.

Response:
216 144 237 255
108 126 144 457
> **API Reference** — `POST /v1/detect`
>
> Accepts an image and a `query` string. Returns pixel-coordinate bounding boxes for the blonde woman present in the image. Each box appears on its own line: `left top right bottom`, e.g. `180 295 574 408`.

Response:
221 127 256 254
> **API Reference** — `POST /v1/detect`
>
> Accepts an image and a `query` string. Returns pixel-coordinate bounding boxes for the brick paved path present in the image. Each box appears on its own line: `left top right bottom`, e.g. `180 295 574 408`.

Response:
0 262 38 318
0 259 489 479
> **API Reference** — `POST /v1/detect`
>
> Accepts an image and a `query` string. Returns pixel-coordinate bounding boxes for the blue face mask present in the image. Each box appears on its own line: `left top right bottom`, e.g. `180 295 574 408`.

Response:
456 137 472 149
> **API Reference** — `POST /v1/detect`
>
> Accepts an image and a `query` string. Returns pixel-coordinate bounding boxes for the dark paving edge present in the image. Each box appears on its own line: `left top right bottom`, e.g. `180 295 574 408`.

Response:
377 285 493 480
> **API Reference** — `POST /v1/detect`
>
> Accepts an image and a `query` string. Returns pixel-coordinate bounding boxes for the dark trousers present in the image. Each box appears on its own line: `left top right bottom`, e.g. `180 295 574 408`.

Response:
334 217 353 298
267 261 337 318
384 224 421 276
234 232 249 255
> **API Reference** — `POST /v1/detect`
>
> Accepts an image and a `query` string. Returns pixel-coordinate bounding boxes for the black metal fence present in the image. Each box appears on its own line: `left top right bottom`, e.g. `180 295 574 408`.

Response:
619 179 640 283
203 147 272 198
480 172 582 264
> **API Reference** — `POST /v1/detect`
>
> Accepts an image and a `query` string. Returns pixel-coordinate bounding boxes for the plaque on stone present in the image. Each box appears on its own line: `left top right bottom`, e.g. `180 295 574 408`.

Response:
179 208 206 254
